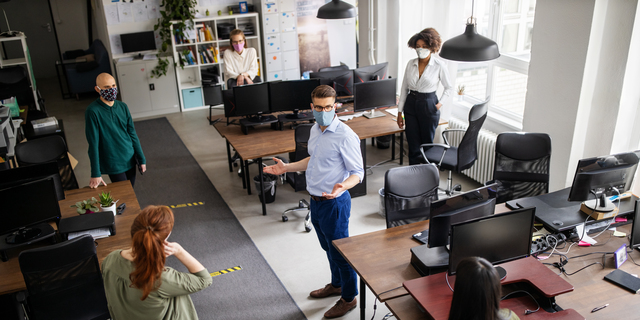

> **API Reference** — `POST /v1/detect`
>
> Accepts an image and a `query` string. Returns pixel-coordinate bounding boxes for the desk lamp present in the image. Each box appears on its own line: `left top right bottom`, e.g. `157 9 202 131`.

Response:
0 0 20 37
440 0 500 62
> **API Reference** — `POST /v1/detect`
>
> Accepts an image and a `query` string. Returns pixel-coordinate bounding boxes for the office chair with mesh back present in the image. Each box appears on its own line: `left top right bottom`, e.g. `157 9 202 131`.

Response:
420 98 489 195
15 135 79 190
282 124 314 232
384 164 439 228
18 234 110 320
318 65 349 72
487 132 551 204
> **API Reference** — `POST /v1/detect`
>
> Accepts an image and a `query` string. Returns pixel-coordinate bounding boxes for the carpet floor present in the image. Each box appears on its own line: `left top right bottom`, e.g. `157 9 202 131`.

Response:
133 117 306 320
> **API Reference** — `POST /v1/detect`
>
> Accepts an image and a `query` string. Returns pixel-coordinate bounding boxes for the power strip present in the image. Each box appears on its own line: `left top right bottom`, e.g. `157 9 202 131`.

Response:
531 233 567 255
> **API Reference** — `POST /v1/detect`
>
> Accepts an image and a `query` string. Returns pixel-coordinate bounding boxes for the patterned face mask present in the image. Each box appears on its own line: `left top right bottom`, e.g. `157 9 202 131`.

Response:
97 87 118 101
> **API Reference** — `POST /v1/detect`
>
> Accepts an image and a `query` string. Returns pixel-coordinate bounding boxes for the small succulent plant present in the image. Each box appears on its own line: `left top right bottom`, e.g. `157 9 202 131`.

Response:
71 197 100 214
98 191 117 207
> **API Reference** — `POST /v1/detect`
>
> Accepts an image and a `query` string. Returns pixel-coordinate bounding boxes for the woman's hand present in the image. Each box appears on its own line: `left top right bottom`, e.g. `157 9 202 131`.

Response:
164 240 184 258
245 74 254 84
236 75 245 86
396 113 404 129
436 102 442 110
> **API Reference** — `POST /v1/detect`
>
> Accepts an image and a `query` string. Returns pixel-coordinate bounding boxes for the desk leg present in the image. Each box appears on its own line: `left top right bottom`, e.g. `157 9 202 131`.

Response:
399 132 404 165
360 277 366 320
391 134 396 161
245 160 252 195
226 141 232 173
258 158 267 216
371 137 375 147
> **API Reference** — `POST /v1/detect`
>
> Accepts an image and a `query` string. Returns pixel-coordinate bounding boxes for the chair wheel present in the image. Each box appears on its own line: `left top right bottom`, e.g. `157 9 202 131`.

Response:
453 184 462 191
305 226 312 232
282 216 288 222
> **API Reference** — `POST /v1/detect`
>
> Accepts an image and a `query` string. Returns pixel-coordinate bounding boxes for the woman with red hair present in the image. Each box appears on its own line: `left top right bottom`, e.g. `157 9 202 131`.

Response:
102 205 211 319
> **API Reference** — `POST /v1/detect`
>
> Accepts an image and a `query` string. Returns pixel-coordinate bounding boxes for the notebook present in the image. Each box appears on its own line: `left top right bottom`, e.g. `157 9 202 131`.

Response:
604 269 640 293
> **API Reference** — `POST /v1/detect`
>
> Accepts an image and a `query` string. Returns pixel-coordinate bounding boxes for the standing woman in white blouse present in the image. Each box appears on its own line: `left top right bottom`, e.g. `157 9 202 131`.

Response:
397 28 452 165
223 29 261 88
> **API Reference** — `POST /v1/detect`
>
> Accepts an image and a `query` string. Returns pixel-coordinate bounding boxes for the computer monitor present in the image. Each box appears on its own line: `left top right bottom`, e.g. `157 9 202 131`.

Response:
354 62 388 83
269 79 321 119
120 31 156 55
448 207 536 277
629 200 640 250
427 184 498 248
0 161 65 200
353 78 397 118
309 69 354 97
1 178 62 244
233 82 270 122
568 151 639 212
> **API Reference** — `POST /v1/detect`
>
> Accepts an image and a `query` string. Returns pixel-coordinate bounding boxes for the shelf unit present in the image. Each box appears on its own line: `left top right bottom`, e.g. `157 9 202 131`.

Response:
0 34 40 111
170 13 263 112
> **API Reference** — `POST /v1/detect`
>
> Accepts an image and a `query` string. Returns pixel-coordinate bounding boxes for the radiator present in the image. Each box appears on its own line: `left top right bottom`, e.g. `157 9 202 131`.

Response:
445 118 498 184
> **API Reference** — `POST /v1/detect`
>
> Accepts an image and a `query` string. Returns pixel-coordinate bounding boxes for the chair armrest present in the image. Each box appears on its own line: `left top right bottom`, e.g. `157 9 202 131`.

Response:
419 143 450 166
442 129 466 145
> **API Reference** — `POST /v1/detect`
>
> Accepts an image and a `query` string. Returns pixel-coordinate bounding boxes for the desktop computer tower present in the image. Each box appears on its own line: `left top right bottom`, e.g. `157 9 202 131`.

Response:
349 139 367 198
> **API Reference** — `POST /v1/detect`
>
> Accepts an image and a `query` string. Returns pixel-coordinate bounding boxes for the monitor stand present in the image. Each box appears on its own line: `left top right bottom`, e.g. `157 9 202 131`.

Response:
495 266 507 280
285 110 313 120
239 115 278 135
6 228 42 245
410 244 450 276
0 223 56 262
582 192 616 212
364 108 386 119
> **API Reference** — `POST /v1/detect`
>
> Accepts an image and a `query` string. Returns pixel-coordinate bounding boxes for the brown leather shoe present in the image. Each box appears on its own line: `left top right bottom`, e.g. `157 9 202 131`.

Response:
324 297 357 318
310 283 342 298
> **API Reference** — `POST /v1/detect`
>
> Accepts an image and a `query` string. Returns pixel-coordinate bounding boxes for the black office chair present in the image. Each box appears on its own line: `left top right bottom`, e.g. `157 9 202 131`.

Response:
18 234 110 320
486 132 551 204
15 135 79 190
282 124 314 232
420 98 489 195
318 65 349 72
384 164 439 228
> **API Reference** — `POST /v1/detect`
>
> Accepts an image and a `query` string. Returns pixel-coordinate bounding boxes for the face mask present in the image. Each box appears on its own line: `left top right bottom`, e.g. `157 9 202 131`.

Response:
233 43 244 52
98 87 118 102
313 108 335 126
416 48 430 59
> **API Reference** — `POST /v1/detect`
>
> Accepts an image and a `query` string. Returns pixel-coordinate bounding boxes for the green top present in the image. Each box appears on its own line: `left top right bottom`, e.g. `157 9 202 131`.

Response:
85 99 146 177
101 250 212 320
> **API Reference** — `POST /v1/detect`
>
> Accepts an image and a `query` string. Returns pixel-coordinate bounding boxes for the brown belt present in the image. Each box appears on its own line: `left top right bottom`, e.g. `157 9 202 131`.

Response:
310 195 330 201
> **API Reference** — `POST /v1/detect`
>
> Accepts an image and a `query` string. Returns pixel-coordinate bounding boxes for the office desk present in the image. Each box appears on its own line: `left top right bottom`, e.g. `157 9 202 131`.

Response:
0 181 140 295
212 108 409 216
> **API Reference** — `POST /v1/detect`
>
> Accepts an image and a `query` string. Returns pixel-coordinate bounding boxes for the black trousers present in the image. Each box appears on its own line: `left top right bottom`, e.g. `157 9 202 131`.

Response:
109 166 137 188
404 91 440 165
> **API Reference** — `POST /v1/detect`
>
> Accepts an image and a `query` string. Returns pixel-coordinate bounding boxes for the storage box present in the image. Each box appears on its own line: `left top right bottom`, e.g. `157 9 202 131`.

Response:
182 88 203 109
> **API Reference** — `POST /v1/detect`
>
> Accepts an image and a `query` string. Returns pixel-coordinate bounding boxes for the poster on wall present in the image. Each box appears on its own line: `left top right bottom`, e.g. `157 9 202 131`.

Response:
296 0 330 75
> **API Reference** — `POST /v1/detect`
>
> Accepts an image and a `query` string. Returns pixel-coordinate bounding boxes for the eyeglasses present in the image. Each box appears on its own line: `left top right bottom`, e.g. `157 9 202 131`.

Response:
231 39 245 45
313 105 334 112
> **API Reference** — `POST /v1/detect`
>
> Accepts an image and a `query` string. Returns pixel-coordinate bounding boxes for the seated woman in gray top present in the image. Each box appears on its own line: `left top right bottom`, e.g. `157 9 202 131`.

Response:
448 257 519 320
102 205 212 320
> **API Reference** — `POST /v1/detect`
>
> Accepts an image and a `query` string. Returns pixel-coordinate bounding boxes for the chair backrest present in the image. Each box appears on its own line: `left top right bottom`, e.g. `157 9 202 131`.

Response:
319 65 349 72
19 235 110 320
492 132 551 203
90 39 108 65
293 124 313 162
384 164 439 228
15 135 79 190
456 98 489 171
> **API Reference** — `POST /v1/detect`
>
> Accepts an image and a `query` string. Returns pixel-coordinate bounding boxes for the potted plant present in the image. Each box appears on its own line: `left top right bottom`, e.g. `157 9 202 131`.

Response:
98 191 119 216
151 0 198 78
71 197 100 215
457 84 465 101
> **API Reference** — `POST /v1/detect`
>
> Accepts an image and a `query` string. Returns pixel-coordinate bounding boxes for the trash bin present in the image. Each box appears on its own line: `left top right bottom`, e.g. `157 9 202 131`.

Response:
378 188 386 217
254 173 277 203
376 135 392 149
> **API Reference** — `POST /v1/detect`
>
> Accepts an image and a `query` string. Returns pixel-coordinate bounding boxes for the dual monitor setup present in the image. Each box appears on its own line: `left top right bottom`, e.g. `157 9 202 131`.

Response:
223 62 396 129
411 150 640 277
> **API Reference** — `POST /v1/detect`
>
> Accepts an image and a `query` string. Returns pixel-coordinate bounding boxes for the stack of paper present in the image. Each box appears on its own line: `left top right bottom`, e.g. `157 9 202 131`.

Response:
68 227 111 240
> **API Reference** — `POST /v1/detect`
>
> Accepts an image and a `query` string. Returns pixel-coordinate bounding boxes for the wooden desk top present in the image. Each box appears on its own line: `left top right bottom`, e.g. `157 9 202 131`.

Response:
0 181 140 295
403 256 575 320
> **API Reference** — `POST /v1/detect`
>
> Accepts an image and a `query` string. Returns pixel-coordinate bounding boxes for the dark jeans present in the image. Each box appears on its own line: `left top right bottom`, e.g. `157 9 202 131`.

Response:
109 166 137 188
404 91 440 165
226 75 262 89
310 192 358 301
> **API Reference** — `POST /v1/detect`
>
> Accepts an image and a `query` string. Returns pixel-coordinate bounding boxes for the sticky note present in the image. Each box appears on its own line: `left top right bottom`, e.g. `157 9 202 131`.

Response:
614 231 627 237
615 217 627 223
578 241 591 247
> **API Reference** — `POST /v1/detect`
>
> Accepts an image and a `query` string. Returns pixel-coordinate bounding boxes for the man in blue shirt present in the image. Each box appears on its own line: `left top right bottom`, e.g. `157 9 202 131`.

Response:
264 85 364 318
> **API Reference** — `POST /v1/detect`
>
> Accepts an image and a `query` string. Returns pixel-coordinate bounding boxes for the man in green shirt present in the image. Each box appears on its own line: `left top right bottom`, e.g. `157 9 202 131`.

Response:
86 73 146 188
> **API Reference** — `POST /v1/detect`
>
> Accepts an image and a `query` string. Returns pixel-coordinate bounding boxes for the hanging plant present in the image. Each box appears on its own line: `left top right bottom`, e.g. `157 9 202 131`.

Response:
151 0 198 78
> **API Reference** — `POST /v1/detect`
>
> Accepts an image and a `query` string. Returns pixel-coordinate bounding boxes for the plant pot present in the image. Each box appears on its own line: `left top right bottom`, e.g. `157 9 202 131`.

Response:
101 201 118 216
457 94 464 102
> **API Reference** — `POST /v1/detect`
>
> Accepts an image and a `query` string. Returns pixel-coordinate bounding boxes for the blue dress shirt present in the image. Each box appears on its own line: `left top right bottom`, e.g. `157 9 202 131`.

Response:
306 116 364 197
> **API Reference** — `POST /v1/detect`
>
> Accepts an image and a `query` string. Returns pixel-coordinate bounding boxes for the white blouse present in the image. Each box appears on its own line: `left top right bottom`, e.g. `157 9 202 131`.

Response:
223 47 259 80
397 56 452 113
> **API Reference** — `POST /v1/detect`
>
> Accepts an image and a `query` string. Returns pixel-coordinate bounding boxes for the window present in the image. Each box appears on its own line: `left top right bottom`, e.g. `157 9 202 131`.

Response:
455 0 536 122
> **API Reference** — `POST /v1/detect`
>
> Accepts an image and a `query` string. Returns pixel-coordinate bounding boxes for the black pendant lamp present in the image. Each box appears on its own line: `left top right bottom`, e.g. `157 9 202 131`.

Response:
439 1 500 62
317 0 356 19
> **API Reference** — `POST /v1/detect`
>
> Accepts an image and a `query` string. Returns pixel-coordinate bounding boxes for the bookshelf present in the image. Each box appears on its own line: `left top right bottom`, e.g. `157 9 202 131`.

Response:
170 12 263 112
0 34 40 111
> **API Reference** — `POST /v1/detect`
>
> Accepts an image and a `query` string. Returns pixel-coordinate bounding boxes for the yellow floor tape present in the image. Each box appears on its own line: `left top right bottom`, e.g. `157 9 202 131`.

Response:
211 266 242 277
169 202 204 209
